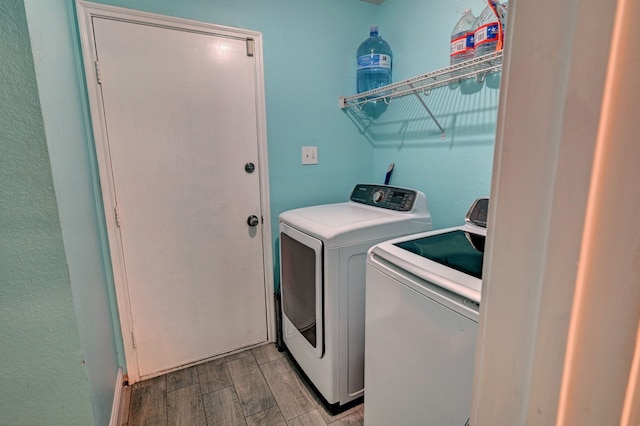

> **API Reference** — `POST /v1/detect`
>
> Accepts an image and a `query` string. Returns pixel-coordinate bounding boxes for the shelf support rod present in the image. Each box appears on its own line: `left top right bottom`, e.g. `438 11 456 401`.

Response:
408 83 445 138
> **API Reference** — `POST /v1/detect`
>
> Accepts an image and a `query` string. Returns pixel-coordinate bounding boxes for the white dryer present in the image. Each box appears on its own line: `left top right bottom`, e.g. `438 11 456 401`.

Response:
279 184 432 413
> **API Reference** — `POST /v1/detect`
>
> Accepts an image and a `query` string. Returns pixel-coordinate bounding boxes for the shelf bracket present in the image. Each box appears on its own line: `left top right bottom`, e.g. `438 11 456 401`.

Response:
409 83 445 138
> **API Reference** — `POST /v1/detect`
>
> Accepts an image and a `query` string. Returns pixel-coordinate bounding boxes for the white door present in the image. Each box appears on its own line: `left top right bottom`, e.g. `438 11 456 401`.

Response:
81 8 271 380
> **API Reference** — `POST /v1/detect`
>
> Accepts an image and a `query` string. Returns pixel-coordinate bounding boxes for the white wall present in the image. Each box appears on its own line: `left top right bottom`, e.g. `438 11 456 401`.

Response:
473 0 640 424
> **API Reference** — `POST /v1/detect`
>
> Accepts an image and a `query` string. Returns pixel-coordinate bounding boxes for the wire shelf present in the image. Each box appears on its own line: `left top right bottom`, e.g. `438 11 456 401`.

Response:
339 50 503 137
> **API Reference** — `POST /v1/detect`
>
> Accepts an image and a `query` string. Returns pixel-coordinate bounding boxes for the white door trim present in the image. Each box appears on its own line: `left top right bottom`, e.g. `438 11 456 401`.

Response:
76 0 274 382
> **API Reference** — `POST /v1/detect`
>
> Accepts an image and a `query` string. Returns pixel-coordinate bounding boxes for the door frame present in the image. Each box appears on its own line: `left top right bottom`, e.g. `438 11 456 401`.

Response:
76 1 274 382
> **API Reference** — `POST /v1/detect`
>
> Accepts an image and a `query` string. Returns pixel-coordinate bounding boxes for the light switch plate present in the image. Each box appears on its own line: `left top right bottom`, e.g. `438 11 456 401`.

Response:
302 146 318 165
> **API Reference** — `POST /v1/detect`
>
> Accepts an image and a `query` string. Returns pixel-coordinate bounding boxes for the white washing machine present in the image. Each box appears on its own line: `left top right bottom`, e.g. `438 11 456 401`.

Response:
363 198 488 426
279 183 433 413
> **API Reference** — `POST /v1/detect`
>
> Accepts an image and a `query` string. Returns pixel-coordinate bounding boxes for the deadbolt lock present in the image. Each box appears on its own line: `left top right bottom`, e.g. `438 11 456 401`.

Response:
247 215 260 227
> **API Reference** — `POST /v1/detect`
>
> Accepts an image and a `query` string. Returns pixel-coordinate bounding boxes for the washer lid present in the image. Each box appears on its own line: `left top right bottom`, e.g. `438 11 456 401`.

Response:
369 224 485 301
394 229 484 279
283 202 389 227
280 201 432 246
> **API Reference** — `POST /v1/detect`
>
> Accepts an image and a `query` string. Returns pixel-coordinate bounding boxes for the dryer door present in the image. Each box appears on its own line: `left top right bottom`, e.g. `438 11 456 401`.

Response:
280 222 324 358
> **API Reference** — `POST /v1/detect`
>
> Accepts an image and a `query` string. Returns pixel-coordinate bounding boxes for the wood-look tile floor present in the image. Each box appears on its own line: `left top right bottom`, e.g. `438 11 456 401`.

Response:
120 343 364 426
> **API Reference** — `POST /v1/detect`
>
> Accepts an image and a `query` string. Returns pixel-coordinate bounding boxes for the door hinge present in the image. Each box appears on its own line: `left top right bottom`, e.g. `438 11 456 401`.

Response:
246 38 255 57
114 205 121 227
131 330 137 349
95 60 102 84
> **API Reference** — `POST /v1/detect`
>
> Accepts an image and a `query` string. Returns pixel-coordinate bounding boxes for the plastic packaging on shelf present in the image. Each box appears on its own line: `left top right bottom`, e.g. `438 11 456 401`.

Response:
457 8 483 95
449 9 477 92
450 9 476 65
356 26 393 119
486 1 508 89
474 1 503 57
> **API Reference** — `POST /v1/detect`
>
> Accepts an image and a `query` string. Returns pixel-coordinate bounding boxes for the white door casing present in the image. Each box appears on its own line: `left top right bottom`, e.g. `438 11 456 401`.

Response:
76 1 274 382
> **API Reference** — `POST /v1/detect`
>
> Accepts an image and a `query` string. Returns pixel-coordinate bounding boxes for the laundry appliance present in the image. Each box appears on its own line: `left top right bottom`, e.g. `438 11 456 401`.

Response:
279 183 433 412
364 198 489 426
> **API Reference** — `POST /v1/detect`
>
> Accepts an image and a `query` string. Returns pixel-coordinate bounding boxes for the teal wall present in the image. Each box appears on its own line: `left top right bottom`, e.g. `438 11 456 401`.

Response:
0 1 94 424
24 1 123 425
375 0 499 228
12 0 498 424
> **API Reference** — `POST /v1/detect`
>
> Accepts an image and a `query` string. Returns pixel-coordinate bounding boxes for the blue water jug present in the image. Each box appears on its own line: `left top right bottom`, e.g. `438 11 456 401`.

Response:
356 26 393 119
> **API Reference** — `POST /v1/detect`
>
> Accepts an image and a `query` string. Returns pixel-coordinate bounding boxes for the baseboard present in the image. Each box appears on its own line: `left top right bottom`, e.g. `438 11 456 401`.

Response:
109 368 124 426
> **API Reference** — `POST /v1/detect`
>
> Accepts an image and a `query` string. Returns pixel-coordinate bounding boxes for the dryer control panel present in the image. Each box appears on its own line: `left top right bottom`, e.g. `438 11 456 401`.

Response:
350 184 418 212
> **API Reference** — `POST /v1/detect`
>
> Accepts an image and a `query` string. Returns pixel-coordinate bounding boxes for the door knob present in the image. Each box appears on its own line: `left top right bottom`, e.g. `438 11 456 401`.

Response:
247 215 260 227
